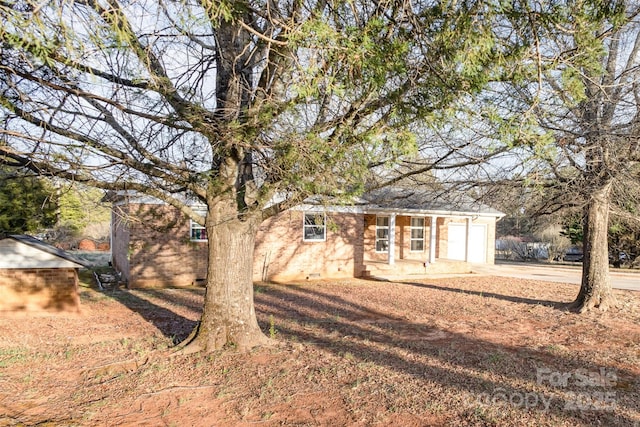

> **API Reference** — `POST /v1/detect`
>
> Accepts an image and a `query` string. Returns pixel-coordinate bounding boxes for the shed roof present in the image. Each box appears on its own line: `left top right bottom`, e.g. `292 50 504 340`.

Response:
0 235 89 269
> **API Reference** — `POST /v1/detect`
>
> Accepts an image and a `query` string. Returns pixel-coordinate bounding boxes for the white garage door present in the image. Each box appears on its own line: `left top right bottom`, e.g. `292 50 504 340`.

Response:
447 223 487 263
447 223 467 261
468 224 487 263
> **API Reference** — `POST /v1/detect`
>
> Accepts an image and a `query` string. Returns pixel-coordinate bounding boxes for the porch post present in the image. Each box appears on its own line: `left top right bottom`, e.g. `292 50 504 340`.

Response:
388 213 396 265
465 217 472 262
429 215 437 263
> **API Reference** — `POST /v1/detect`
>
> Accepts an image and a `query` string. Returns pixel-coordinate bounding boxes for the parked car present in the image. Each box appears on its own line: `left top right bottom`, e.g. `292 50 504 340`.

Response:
563 246 583 262
609 251 633 267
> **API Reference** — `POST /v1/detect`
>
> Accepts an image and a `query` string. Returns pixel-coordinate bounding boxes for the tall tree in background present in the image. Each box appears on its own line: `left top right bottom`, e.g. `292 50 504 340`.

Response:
57 185 111 237
0 0 531 351
496 2 640 312
0 166 108 238
0 167 57 233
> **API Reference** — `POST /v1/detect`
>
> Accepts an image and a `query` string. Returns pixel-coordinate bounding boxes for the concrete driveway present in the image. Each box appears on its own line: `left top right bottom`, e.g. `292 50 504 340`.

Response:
472 261 640 292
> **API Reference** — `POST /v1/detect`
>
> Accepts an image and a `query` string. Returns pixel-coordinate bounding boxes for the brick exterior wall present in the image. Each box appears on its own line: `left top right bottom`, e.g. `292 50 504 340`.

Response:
111 204 131 284
111 203 498 287
363 214 385 262
253 210 364 282
439 217 450 258
113 203 208 288
0 268 80 311
115 205 365 285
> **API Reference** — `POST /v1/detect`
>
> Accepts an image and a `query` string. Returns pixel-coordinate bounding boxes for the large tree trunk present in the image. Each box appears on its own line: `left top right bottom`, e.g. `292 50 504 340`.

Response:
176 19 271 353
179 199 270 353
569 183 616 313
174 15 270 352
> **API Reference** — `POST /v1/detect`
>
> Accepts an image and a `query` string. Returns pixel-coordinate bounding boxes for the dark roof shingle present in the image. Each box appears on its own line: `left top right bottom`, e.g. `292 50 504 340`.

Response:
363 187 503 215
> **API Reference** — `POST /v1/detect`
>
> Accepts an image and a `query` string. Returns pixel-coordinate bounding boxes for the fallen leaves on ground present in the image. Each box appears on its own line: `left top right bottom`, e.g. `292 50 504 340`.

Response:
0 274 638 426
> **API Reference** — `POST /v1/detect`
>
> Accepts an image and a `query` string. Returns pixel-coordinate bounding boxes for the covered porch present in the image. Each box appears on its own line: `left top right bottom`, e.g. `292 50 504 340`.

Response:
359 208 500 279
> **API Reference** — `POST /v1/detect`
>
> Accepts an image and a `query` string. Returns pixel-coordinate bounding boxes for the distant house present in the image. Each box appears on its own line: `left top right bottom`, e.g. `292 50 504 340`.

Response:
0 235 88 311
107 188 504 288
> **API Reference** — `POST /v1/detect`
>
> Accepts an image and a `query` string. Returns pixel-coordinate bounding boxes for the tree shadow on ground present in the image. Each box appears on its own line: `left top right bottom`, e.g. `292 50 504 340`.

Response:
104 288 200 344
101 277 638 426
142 288 205 313
254 282 639 426
399 280 568 309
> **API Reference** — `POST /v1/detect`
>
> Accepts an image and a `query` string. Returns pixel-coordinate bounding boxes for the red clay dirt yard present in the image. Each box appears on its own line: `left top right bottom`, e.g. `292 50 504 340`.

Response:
0 272 639 426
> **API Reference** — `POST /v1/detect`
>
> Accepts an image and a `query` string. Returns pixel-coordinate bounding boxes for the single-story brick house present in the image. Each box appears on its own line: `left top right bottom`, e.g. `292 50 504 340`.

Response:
0 234 87 311
108 188 504 288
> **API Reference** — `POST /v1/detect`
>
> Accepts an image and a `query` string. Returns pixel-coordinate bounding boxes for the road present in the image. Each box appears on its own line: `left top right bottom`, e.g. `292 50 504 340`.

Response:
472 262 640 292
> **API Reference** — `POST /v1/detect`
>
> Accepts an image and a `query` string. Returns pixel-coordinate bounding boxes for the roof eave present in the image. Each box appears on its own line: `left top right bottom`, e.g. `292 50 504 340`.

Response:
6 235 90 269
363 207 505 218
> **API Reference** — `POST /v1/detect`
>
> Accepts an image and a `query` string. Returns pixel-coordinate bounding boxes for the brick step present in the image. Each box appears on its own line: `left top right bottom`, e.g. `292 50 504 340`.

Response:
362 259 471 278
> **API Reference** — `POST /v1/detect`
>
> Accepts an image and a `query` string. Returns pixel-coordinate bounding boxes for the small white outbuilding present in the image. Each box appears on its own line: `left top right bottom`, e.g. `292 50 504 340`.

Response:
0 235 87 312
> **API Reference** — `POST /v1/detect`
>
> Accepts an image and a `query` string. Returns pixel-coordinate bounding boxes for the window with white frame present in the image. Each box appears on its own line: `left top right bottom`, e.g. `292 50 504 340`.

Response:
190 220 208 241
303 213 326 241
189 207 208 241
410 217 425 251
375 216 389 252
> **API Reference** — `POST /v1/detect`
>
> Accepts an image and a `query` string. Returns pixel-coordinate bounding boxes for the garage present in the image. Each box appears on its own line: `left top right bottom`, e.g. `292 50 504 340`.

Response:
447 222 488 263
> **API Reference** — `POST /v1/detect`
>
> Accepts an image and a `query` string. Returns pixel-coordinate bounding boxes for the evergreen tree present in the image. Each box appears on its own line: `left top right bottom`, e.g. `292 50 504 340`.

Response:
0 0 557 350
490 1 640 312
0 167 57 234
